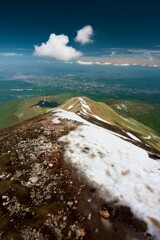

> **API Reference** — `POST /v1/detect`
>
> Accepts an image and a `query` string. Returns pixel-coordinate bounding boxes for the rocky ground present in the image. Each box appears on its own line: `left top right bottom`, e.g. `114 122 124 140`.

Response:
0 112 154 240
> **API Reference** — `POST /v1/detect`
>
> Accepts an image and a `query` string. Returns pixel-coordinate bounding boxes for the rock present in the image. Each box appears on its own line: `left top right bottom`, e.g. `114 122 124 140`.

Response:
99 209 110 219
63 216 67 221
87 198 92 203
60 195 64 201
68 230 72 238
70 224 77 231
67 201 73 208
2 195 8 200
88 213 92 220
76 228 86 238
49 163 53 167
30 176 38 183
45 195 51 200
38 233 44 240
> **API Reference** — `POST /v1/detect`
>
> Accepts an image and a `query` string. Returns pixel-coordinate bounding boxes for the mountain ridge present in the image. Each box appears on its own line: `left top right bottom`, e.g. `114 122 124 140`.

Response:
0 102 160 239
58 96 160 151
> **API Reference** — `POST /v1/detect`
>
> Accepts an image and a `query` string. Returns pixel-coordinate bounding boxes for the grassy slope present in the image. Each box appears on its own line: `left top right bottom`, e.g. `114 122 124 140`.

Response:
61 97 153 134
0 93 73 129
0 94 160 150
60 97 160 151
102 99 160 135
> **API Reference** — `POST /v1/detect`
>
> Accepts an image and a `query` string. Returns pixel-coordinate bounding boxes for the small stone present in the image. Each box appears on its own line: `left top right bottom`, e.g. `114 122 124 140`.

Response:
76 228 86 238
95 228 99 233
38 233 44 240
87 198 92 203
99 209 110 219
49 163 53 167
67 201 73 208
68 230 72 238
2 195 8 200
45 195 51 200
30 176 38 183
88 213 92 220
70 224 76 231
60 195 64 201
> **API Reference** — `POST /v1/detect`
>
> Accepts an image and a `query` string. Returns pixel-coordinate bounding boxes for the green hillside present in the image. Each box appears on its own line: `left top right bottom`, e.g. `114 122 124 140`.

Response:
0 94 160 151
0 93 73 129
102 99 160 135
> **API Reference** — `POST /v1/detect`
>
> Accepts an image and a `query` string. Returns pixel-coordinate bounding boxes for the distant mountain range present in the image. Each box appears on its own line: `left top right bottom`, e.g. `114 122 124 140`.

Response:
0 96 160 239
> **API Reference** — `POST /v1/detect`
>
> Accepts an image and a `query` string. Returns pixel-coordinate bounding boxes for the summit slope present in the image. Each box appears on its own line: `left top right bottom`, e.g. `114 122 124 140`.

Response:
0 106 160 239
59 97 160 151
54 109 160 239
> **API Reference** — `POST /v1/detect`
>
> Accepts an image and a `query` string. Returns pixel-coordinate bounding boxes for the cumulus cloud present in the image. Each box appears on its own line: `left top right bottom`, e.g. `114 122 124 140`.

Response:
34 33 82 61
0 52 23 57
75 25 94 45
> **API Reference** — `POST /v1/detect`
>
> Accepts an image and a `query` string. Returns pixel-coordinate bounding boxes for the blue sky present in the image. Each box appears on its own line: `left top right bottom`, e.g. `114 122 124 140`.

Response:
0 0 160 67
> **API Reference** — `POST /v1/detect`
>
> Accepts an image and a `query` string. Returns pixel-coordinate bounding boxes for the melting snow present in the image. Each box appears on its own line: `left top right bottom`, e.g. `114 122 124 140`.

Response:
127 132 141 142
91 114 112 125
117 104 128 112
67 101 78 110
67 105 74 110
52 117 61 124
144 135 151 140
54 109 160 238
78 97 91 111
53 109 89 123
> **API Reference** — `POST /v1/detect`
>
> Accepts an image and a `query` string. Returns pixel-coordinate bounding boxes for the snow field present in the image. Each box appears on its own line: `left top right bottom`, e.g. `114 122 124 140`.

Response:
53 109 160 238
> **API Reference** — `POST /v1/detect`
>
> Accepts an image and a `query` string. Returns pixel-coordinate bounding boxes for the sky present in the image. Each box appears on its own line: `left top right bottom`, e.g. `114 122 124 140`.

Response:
0 0 160 66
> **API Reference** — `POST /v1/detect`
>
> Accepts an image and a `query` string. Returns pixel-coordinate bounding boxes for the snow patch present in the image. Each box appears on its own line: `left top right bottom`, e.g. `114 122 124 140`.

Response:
53 109 88 124
67 101 78 110
67 105 74 110
78 97 91 111
127 132 141 142
55 110 160 238
116 104 128 112
52 118 61 124
91 114 112 125
144 135 151 140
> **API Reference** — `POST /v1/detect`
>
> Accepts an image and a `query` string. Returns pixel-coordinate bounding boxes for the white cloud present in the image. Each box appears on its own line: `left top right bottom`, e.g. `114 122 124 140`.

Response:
75 25 94 45
65 61 73 64
111 51 116 57
76 60 132 67
120 63 130 66
0 52 23 57
77 60 112 66
76 60 94 65
113 63 130 66
102 62 112 65
34 33 82 61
